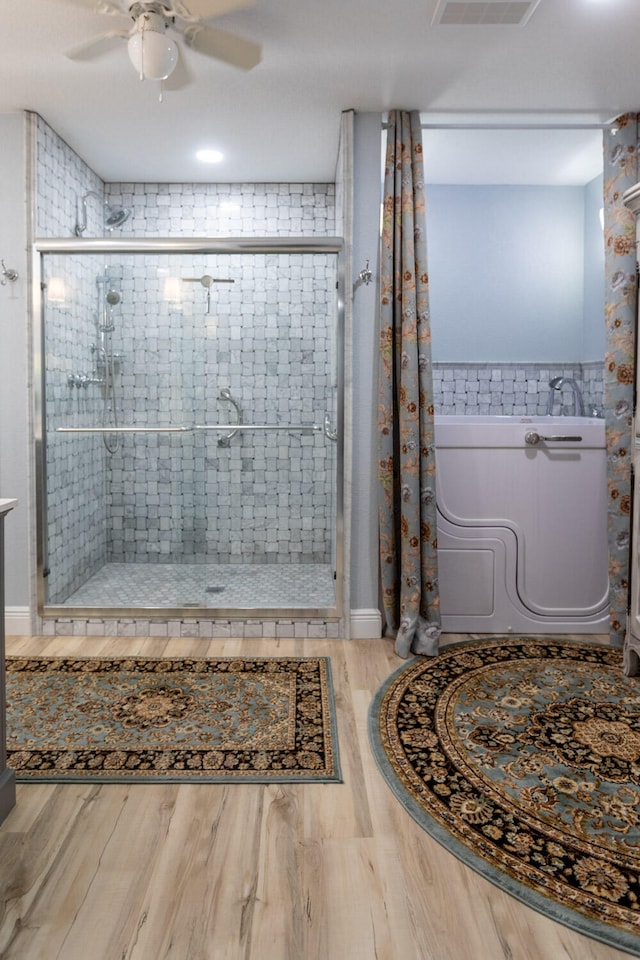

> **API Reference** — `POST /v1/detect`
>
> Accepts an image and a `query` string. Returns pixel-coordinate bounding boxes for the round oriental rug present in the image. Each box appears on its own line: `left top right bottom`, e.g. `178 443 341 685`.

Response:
369 637 640 956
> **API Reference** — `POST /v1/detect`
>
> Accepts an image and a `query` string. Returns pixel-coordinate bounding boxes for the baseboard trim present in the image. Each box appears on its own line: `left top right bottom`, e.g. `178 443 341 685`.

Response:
350 608 382 639
5 606 31 636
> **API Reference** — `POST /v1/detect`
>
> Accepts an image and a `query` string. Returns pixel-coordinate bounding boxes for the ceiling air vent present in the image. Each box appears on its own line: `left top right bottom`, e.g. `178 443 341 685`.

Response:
432 0 542 26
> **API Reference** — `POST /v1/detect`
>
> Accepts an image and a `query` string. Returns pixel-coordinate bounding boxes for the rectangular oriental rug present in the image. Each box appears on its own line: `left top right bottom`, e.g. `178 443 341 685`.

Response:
6 656 341 784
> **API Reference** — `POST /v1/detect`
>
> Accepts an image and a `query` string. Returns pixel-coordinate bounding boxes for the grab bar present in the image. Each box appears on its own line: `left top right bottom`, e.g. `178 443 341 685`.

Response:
195 425 322 434
525 431 583 445
56 424 324 434
217 388 243 446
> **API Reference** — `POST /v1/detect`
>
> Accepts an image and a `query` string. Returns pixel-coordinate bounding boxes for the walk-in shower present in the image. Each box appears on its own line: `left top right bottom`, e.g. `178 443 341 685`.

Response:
34 238 343 620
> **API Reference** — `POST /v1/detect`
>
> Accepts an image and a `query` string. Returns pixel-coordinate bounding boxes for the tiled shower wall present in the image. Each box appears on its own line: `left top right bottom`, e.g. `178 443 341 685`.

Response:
93 251 337 566
36 115 109 602
101 184 337 568
105 182 333 237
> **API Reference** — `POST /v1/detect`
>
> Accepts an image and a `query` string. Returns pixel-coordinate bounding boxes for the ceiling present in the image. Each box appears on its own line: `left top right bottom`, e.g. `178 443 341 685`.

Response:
1 0 638 185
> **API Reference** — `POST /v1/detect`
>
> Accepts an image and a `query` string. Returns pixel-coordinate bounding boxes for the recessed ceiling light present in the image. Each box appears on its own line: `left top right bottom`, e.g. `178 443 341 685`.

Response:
196 149 224 164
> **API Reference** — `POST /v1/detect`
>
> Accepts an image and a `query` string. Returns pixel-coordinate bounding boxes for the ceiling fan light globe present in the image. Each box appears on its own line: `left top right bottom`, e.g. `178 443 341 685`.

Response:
127 31 179 81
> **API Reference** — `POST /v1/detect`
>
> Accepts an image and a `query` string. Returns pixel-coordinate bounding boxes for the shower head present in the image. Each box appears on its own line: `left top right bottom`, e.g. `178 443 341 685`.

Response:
74 191 131 236
105 205 131 231
550 377 564 389
105 289 121 306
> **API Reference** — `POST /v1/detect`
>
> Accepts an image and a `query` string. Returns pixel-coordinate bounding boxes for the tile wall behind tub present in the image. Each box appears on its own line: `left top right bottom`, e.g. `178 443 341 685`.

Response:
36 115 110 603
433 361 604 416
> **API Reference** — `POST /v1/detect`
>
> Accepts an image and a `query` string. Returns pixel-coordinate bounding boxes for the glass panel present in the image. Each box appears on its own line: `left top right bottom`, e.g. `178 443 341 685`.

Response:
40 248 340 614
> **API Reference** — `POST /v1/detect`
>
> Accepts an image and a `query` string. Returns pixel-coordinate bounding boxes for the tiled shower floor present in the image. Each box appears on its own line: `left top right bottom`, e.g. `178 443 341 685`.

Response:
60 562 336 610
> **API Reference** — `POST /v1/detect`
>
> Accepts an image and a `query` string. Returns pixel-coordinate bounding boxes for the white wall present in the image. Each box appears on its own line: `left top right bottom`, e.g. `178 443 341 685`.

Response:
350 113 382 616
0 114 30 608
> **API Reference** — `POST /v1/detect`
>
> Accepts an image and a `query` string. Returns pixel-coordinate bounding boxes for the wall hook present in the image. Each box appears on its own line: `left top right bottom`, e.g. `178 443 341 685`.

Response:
1 260 18 286
358 260 373 286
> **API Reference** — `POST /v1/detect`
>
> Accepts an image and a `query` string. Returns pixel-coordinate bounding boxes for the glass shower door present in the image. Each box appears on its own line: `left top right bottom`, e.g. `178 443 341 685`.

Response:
36 241 343 618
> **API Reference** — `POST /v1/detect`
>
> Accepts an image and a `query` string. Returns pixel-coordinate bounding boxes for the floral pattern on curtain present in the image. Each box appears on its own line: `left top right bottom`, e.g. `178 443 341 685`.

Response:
603 114 638 646
378 110 441 659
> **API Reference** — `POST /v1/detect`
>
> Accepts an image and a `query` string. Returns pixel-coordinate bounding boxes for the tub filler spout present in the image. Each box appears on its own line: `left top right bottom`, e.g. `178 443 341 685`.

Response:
546 377 585 417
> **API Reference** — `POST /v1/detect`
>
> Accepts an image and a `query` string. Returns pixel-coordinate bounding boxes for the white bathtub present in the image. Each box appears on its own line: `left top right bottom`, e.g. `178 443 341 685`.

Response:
434 415 609 634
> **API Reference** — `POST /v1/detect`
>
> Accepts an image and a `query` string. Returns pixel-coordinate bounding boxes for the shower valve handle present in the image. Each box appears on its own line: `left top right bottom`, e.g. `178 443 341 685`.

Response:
525 431 583 445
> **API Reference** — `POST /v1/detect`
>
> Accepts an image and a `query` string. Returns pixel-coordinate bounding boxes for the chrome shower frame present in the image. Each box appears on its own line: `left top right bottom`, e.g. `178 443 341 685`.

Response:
32 236 345 623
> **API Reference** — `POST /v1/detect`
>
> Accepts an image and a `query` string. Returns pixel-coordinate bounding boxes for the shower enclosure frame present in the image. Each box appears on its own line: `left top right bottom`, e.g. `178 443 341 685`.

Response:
33 237 345 623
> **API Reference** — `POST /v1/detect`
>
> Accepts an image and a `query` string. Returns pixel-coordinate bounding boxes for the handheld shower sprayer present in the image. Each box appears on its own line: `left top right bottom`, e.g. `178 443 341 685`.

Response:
102 288 121 331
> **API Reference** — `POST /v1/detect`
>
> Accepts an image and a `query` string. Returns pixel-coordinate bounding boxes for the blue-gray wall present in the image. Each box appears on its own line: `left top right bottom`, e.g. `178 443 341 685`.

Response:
583 173 606 360
426 181 605 363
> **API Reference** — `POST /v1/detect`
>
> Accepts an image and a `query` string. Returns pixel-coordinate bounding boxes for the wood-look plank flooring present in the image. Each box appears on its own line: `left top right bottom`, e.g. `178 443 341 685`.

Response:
0 632 634 960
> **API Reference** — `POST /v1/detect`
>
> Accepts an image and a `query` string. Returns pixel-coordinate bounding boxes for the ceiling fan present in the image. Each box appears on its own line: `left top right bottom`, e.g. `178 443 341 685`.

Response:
62 0 261 91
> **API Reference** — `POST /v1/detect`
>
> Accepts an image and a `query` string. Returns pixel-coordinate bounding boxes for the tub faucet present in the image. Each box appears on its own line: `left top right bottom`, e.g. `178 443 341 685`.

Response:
546 376 585 417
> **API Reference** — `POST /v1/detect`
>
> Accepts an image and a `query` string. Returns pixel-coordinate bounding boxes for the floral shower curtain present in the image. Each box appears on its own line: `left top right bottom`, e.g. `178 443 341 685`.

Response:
603 114 639 646
378 110 441 659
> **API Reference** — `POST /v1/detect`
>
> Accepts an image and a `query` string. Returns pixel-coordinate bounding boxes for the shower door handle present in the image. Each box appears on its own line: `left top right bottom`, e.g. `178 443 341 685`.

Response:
324 414 338 442
524 431 583 445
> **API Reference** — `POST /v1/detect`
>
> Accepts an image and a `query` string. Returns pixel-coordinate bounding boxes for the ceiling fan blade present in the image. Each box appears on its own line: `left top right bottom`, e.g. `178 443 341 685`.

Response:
66 30 129 60
183 24 261 70
45 0 126 13
176 0 255 20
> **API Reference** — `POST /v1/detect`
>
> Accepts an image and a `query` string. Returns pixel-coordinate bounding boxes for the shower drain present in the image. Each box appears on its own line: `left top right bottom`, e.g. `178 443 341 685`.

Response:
206 586 226 594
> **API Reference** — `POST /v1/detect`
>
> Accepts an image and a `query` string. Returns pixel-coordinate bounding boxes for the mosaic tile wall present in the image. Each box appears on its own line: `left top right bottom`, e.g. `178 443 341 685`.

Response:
90 251 337 566
37 117 109 603
35 114 103 239
104 182 334 238
100 183 337 567
433 360 604 417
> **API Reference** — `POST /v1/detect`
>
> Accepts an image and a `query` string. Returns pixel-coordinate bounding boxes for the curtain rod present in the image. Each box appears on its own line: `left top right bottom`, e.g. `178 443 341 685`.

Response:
380 119 616 131
418 122 613 131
